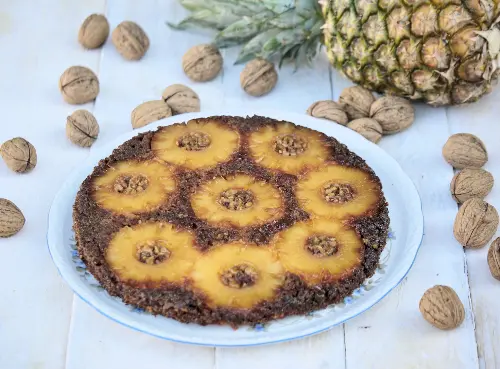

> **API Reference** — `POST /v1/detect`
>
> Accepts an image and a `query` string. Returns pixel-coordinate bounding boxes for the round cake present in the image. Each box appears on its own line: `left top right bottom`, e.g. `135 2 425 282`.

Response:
73 115 389 326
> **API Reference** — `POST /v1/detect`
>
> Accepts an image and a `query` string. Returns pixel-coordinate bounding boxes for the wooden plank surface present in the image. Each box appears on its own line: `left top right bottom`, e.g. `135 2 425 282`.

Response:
1 0 499 368
447 88 500 369
0 1 105 368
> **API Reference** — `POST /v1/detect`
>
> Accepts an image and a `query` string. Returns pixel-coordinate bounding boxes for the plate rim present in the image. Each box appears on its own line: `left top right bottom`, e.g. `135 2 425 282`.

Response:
47 108 424 347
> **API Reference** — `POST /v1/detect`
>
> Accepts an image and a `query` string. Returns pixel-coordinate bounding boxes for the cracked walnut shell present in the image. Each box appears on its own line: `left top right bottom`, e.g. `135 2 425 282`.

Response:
66 110 100 147
112 21 150 60
419 285 465 330
347 118 383 144
0 198 25 238
306 100 348 125
59 66 99 104
454 198 498 249
370 96 415 135
339 86 375 120
182 44 222 82
443 133 488 169
488 238 500 281
78 14 109 49
240 58 278 97
450 168 494 204
162 84 200 115
0 137 37 173
131 100 172 129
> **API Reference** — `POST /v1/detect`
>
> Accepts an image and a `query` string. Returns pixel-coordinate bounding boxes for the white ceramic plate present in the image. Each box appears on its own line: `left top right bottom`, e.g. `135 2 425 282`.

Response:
47 109 423 347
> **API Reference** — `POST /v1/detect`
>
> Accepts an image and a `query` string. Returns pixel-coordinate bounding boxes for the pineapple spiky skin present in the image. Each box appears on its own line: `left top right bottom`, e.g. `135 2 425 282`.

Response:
74 115 389 326
171 0 500 105
92 160 176 215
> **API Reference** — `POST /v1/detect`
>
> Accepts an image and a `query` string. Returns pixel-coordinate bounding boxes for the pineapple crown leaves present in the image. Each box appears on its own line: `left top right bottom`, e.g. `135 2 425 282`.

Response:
168 0 325 67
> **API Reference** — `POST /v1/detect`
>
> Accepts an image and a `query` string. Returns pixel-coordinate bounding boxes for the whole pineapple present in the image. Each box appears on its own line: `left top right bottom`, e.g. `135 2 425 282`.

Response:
170 0 500 105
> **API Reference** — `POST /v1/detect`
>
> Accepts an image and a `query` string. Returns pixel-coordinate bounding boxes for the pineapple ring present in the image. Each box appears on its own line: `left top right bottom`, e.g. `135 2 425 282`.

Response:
92 160 176 215
296 165 381 219
191 242 283 308
190 174 284 227
151 119 240 169
248 123 330 175
106 222 200 283
275 219 363 284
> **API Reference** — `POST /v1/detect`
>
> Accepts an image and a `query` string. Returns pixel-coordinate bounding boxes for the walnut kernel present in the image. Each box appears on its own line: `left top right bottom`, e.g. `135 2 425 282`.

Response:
114 174 149 194
220 264 258 288
306 235 339 257
177 131 211 151
219 189 254 211
322 182 356 203
136 240 171 265
274 134 307 156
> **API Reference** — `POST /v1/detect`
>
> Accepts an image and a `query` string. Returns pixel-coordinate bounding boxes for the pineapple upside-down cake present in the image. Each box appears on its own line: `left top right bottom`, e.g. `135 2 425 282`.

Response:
73 115 389 326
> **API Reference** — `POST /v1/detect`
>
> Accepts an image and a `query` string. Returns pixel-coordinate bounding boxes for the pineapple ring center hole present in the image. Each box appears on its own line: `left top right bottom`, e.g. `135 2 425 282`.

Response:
274 134 308 156
218 189 255 211
136 240 171 265
177 131 212 151
322 182 356 203
305 235 339 258
113 174 149 194
219 263 258 289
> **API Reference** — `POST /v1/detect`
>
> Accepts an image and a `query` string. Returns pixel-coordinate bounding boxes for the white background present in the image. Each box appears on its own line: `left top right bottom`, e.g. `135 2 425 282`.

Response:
0 0 499 368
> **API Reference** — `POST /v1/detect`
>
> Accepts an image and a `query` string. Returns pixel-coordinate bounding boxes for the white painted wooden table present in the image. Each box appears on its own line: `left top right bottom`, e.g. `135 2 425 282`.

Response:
0 1 499 368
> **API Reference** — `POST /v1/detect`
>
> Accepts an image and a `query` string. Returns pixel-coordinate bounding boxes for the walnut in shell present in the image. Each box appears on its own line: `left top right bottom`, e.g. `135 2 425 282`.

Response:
0 137 37 173
488 238 500 281
182 44 222 82
59 66 99 104
443 133 488 169
131 100 172 129
112 21 149 60
240 58 278 97
0 198 25 238
454 198 498 248
78 14 109 49
306 100 348 125
66 110 100 147
419 285 465 330
347 118 383 144
339 86 375 120
370 96 415 134
450 168 494 204
162 84 200 115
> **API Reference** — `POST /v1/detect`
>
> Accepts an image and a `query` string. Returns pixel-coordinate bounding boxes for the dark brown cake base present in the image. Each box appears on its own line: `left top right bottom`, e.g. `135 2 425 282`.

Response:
73 115 389 326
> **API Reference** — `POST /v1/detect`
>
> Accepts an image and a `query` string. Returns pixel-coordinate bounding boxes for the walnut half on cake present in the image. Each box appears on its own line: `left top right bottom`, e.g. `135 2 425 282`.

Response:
73 115 389 327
